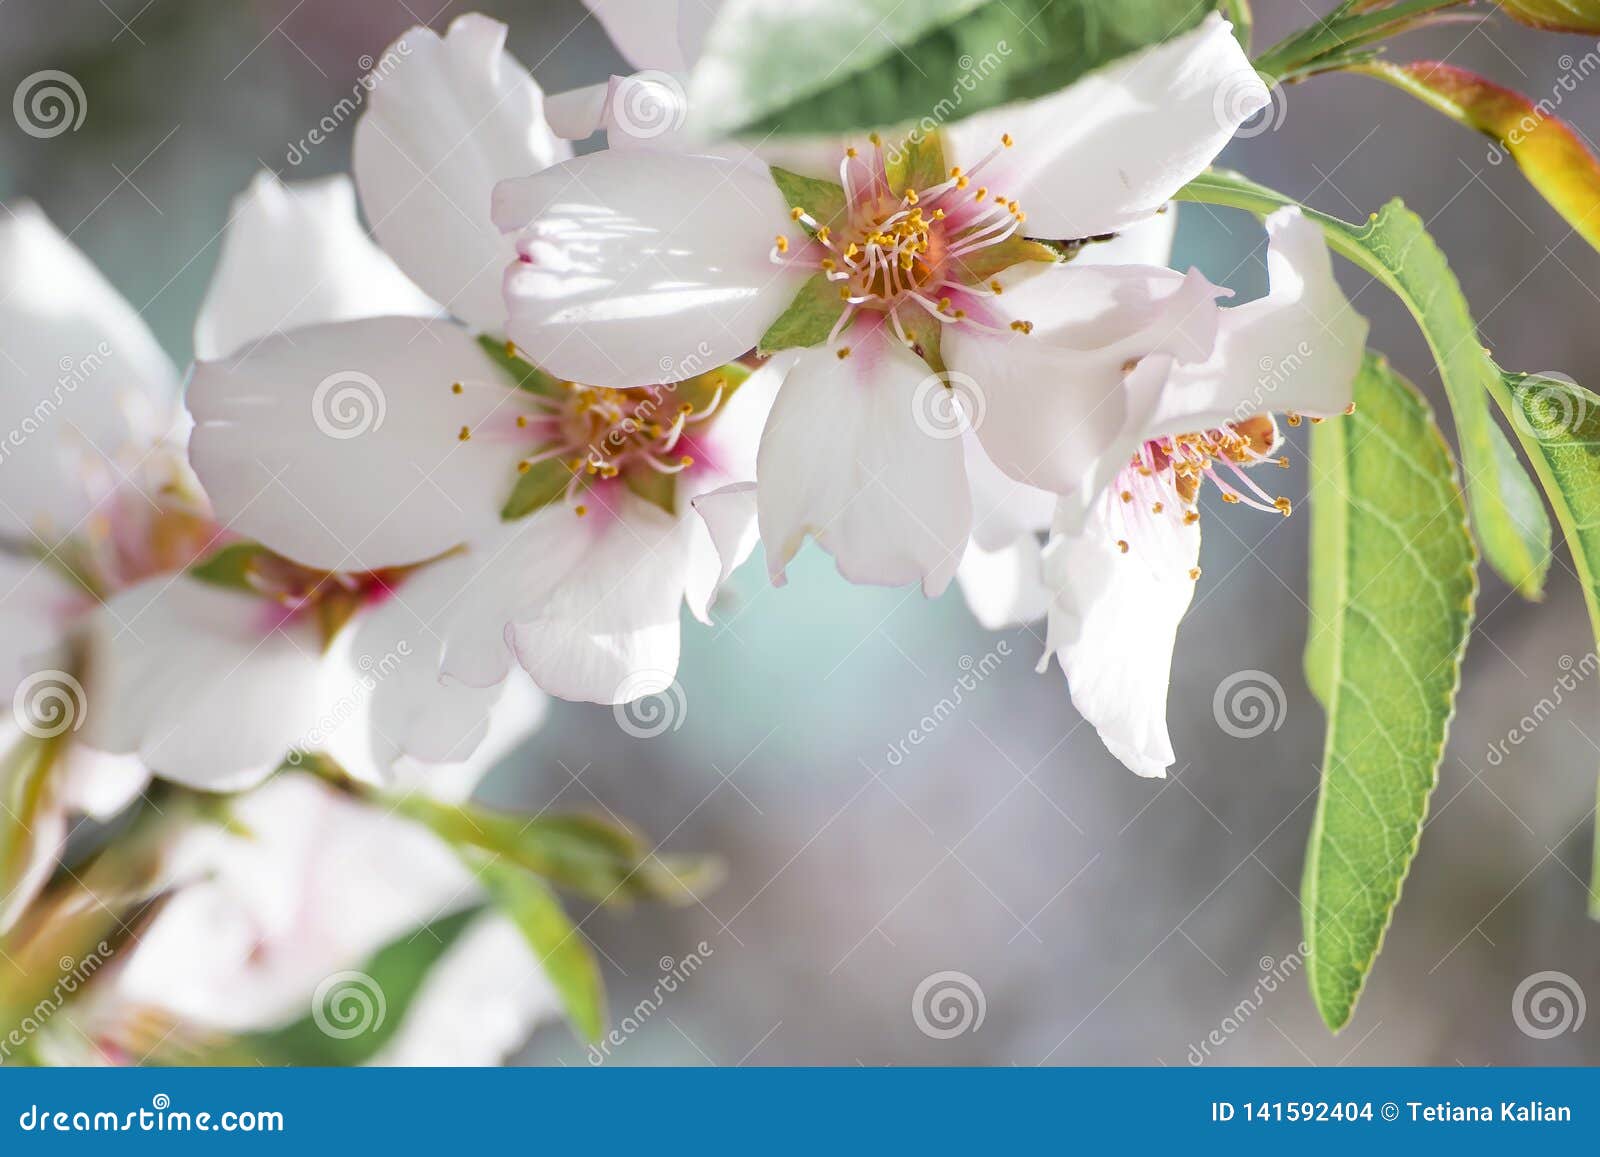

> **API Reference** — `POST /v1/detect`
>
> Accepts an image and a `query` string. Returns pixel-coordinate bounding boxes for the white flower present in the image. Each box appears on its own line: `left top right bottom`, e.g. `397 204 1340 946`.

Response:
51 775 560 1067
1038 208 1368 777
0 188 547 927
186 16 773 705
493 14 1269 595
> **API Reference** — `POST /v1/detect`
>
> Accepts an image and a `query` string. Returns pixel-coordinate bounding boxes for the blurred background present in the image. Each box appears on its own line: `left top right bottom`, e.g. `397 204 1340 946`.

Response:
3 0 1598 1065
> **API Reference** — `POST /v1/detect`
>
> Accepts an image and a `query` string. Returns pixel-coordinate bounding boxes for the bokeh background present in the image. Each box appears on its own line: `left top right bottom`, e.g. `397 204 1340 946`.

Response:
4 0 1599 1065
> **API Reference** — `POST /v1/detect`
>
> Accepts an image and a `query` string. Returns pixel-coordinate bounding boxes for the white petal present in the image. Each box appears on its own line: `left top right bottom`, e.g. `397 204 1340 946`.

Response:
957 534 1048 630
943 262 1224 501
194 172 437 361
54 744 149 821
687 481 758 623
371 915 559 1066
1040 487 1200 777
354 14 571 334
78 576 330 791
943 15 1266 238
494 150 808 388
0 204 179 547
964 432 1054 552
431 496 695 703
582 0 722 72
757 329 971 595
322 551 544 788
113 775 479 1032
1076 205 1178 268
1149 207 1368 435
0 553 81 700
188 316 527 572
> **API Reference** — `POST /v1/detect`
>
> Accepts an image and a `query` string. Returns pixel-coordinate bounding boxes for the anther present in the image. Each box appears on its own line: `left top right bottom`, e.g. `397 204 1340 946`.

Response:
775 235 790 253
1001 133 1013 147
1189 567 1202 581
457 426 471 442
1286 412 1302 426
451 382 463 395
1274 497 1292 516
1117 540 1129 554
837 346 852 359
1009 320 1034 334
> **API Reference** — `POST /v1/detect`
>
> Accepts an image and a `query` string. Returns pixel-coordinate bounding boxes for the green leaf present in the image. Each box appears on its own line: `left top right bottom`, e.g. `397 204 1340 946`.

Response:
883 132 948 199
694 0 1209 137
758 274 848 355
501 458 580 521
205 907 482 1066
769 166 847 233
1177 169 1552 599
1500 371 1600 642
477 334 563 397
395 795 721 907
478 860 606 1043
1301 355 1477 1031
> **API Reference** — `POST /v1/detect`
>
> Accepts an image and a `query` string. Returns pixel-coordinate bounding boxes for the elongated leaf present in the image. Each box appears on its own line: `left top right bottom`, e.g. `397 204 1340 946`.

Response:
397 794 721 906
1357 62 1600 254
478 860 606 1043
1178 170 1551 598
1494 0 1600 32
693 0 1208 136
1302 355 1477 1031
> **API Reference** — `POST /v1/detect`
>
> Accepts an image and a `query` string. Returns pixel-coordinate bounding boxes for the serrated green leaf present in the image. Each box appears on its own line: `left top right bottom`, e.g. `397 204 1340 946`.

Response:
1301 355 1476 1031
758 274 848 354
477 334 563 397
501 458 580 521
478 860 606 1043
1178 170 1552 599
695 0 1209 137
770 167 847 233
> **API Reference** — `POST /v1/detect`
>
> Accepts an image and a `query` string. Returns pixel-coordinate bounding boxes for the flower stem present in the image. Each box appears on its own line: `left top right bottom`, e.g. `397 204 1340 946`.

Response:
1253 0 1474 82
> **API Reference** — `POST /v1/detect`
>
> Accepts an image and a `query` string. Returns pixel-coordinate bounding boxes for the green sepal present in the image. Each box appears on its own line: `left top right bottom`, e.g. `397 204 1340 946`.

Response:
187 541 274 593
624 469 678 517
477 334 563 397
947 234 1060 286
501 458 581 521
884 131 948 199
770 166 848 234
897 308 946 375
758 274 850 355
